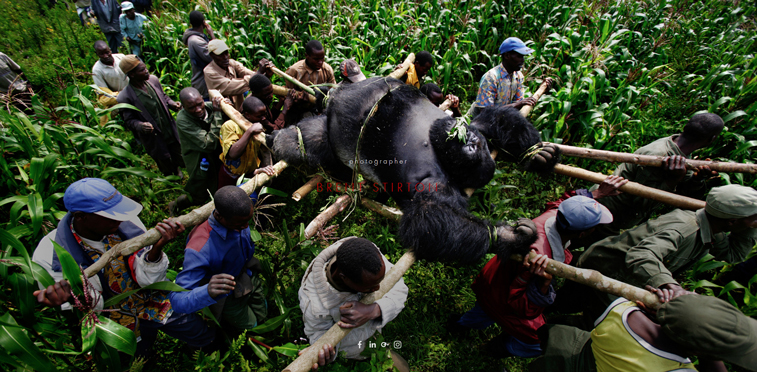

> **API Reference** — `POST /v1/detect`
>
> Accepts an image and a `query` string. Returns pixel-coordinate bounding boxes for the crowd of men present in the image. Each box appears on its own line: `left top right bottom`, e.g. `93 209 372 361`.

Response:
20 6 757 372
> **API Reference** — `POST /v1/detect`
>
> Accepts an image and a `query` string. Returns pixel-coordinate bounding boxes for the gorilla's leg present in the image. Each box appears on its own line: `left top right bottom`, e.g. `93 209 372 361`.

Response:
399 185 536 264
268 116 353 181
470 106 560 173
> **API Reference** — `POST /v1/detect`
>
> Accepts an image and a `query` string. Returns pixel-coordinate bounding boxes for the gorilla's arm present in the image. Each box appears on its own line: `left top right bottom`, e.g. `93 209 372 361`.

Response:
470 106 560 173
398 183 536 264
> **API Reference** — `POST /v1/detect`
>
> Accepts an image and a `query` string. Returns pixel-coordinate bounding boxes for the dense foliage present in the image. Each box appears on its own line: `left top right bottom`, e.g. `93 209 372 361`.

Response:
0 0 755 371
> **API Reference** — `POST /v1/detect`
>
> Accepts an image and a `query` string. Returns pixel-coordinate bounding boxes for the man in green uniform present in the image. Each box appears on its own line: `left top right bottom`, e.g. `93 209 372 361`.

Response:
578 184 757 315
529 294 757 372
169 87 230 215
586 113 724 245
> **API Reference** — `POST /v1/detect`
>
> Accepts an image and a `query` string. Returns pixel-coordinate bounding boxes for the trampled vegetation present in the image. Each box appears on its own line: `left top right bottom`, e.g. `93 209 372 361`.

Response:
0 0 756 371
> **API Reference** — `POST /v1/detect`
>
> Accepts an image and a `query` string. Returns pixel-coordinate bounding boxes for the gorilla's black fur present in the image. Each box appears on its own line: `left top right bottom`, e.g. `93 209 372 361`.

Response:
268 77 559 264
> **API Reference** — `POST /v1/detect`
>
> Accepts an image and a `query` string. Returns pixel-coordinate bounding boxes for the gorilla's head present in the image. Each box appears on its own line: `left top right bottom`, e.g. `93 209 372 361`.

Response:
430 116 496 190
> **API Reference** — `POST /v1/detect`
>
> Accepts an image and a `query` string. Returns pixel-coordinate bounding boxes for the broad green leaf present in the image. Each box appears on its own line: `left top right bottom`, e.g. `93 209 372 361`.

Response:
272 342 305 357
9 273 35 324
0 228 33 274
95 315 137 355
259 186 288 198
51 241 84 296
27 192 43 235
247 338 269 361
81 322 96 354
251 306 297 334
0 313 56 371
103 281 188 308
0 346 25 369
723 110 747 123
93 339 123 372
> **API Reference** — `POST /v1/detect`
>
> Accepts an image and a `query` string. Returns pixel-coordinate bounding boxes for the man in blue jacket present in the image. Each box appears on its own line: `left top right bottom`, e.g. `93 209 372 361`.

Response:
169 186 267 336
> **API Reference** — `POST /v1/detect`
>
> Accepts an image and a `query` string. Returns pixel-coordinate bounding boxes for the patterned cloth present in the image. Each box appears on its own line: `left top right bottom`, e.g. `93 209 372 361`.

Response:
218 120 261 176
404 63 420 88
70 223 172 337
471 64 525 108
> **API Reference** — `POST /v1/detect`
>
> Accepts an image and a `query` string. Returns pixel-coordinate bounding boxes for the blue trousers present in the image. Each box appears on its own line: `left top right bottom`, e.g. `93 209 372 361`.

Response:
457 302 543 358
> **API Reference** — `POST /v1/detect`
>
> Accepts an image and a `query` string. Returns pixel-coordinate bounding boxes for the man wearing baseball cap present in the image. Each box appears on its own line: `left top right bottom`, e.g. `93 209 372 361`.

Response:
32 178 216 357
468 37 551 119
578 184 757 316
449 176 626 358
203 39 255 111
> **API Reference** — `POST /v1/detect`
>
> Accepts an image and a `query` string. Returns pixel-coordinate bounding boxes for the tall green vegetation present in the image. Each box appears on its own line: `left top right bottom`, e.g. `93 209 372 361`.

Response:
0 0 755 371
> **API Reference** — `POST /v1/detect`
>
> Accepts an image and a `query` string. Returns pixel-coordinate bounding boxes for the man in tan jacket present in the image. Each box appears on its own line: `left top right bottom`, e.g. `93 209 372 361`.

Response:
203 39 254 112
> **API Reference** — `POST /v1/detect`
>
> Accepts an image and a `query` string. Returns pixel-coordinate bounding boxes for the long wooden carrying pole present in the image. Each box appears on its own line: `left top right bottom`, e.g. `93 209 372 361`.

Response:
270 66 317 96
272 84 317 104
387 53 416 80
550 143 757 174
519 80 550 117
553 163 706 210
85 92 287 278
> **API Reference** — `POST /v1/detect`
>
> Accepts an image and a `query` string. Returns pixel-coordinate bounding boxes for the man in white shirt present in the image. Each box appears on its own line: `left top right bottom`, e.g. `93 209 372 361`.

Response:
32 178 216 357
92 40 129 108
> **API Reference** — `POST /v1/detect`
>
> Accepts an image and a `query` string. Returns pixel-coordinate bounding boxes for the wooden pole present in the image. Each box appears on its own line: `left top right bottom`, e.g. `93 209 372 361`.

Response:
387 53 416 80
270 66 317 96
208 89 267 146
303 194 353 239
553 163 706 210
438 99 452 112
292 175 325 201
84 161 288 278
518 80 550 117
283 251 416 372
360 198 402 222
549 143 757 174
272 84 317 104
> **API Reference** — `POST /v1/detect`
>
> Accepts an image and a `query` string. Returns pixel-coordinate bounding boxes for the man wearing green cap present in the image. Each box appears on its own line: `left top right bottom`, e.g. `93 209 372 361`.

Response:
577 184 757 313
529 293 756 371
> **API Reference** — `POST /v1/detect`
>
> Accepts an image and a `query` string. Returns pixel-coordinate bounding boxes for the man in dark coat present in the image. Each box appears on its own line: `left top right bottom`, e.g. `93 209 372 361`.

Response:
91 0 122 53
117 55 184 177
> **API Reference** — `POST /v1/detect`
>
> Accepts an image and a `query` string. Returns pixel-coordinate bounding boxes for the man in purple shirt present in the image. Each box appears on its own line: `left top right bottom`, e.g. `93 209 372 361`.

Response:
169 186 267 336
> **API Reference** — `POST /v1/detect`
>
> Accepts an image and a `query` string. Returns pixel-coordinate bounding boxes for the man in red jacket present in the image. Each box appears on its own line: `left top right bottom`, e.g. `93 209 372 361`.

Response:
450 176 626 358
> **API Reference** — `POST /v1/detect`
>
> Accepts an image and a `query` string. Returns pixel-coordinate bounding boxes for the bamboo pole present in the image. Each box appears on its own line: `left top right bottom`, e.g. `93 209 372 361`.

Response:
387 53 416 80
518 79 551 117
283 251 416 372
270 66 317 96
84 161 288 278
549 143 757 174
272 84 317 104
292 175 325 201
438 99 452 112
553 163 706 210
360 198 402 222
303 194 353 239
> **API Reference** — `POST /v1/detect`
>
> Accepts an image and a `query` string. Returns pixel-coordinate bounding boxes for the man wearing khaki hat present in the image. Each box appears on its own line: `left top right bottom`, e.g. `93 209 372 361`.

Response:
203 39 255 111
117 55 185 177
577 184 757 315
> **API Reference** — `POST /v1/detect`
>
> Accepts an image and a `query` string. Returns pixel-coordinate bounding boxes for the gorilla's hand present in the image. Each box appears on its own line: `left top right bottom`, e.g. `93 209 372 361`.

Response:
524 143 561 173
314 86 331 112
493 218 538 258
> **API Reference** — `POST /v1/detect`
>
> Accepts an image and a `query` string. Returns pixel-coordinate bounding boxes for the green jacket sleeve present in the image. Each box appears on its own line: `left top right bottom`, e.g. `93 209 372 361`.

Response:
177 103 222 152
710 228 757 263
624 229 684 288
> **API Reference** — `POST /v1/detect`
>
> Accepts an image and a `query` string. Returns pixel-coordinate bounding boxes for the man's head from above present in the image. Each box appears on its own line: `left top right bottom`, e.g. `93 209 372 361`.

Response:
189 10 205 28
704 184 757 233
339 59 366 84
213 186 254 231
555 196 613 239
120 55 148 82
305 40 325 71
241 95 267 123
94 40 114 66
681 113 724 148
208 39 230 70
420 83 444 106
121 1 135 19
333 238 386 294
413 51 434 79
248 73 273 106
499 37 534 73
179 87 205 119
658 294 757 369
64 178 143 238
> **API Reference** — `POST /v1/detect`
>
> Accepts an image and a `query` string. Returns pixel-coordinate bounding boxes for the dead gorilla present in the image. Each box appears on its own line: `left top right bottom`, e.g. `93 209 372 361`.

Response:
268 77 560 264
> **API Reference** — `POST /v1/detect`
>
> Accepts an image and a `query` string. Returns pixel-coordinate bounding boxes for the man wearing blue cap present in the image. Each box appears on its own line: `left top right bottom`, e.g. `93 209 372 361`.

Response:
32 178 216 357
449 176 626 358
468 37 550 119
